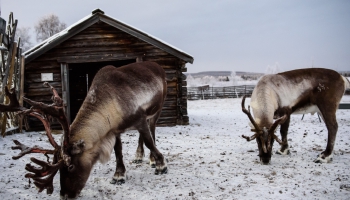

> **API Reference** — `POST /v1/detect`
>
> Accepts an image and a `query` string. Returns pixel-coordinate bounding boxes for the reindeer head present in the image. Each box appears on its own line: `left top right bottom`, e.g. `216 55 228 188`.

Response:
7 83 88 198
59 138 92 199
241 96 286 164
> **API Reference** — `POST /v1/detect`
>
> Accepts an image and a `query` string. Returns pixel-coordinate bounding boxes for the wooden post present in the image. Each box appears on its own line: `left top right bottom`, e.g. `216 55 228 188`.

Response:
61 63 71 123
17 55 25 132
0 18 17 102
0 34 4 78
19 56 25 106
6 42 18 91
1 42 17 136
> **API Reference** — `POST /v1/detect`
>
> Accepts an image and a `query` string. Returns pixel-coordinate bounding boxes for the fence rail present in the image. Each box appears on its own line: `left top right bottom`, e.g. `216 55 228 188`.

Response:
187 85 255 100
187 85 350 101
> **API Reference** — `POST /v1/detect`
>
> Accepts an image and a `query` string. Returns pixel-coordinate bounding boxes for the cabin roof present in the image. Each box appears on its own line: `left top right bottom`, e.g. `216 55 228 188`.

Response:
24 9 194 64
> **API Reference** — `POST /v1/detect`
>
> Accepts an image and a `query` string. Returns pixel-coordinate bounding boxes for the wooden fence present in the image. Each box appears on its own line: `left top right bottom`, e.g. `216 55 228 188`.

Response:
0 13 23 136
187 85 350 102
187 85 255 100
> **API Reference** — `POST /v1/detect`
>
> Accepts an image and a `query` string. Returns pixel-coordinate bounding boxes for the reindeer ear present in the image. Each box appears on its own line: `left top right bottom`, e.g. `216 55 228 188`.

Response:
71 139 85 155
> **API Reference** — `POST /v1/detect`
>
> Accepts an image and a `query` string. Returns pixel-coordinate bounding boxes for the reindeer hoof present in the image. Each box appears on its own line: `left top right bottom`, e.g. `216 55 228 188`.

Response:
116 179 125 185
314 154 333 163
155 167 168 175
132 159 143 164
149 159 156 168
110 178 125 185
314 159 322 164
276 149 290 155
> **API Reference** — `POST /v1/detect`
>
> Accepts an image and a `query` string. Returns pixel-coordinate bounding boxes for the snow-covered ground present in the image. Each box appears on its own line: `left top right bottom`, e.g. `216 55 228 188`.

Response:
0 96 350 200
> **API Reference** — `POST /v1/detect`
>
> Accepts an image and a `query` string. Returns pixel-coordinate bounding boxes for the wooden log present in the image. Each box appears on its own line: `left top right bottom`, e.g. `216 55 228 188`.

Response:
24 95 53 102
179 108 188 116
182 116 189 125
26 88 63 97
25 61 60 70
1 42 18 136
166 81 177 87
166 87 177 96
25 73 61 83
7 42 18 90
160 109 177 115
163 100 177 108
166 74 177 82
56 54 139 63
1 18 17 99
25 66 61 73
27 82 62 89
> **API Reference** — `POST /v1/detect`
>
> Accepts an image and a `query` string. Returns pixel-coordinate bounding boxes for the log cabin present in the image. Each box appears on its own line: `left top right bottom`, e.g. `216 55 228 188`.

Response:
22 9 194 130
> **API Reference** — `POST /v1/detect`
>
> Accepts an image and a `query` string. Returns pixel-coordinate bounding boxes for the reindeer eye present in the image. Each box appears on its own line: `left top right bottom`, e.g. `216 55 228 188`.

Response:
68 164 75 172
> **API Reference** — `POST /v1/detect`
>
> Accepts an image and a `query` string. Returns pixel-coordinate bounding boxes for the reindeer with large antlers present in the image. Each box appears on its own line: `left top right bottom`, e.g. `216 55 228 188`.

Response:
2 61 168 199
241 68 350 165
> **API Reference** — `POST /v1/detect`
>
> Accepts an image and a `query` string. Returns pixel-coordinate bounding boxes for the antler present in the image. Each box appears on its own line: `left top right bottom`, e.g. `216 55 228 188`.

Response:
241 96 267 153
11 140 55 160
9 82 70 194
21 82 70 156
241 96 261 132
25 157 64 194
266 115 287 150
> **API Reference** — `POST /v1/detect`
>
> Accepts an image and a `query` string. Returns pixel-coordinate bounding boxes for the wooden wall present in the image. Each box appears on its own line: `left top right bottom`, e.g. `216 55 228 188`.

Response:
25 22 188 130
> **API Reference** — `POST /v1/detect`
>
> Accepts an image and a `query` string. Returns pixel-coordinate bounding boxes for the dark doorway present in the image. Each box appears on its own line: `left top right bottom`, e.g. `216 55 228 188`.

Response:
68 59 135 122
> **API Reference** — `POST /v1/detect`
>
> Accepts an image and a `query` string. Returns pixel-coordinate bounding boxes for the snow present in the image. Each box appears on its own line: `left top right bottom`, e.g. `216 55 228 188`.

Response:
0 96 350 199
24 11 192 60
186 74 259 87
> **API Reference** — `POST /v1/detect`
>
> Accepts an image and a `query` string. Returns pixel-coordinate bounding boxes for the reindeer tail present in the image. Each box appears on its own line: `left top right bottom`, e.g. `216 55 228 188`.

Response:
342 76 350 92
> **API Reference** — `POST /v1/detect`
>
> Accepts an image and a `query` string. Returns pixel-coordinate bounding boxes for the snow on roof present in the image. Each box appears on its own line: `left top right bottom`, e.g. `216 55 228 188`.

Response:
101 12 193 60
24 10 193 63
24 13 94 57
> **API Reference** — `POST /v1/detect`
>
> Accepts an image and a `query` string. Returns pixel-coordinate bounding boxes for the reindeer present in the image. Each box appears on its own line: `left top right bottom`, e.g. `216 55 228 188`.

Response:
241 68 350 165
2 61 168 199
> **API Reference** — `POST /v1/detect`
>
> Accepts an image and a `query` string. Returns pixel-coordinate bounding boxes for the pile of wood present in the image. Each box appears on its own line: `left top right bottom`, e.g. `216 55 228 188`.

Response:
0 12 24 136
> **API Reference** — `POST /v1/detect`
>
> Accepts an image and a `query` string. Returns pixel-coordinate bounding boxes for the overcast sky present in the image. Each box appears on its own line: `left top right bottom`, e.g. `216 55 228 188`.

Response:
2 0 350 73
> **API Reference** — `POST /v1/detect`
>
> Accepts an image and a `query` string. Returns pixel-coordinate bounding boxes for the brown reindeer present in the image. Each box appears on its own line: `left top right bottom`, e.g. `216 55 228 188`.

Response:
3 61 168 199
241 68 350 165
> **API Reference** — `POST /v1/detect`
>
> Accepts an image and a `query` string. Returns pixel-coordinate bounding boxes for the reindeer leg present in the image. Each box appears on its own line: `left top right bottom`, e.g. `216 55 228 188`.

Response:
147 111 162 168
137 118 167 175
276 116 291 155
111 134 126 185
133 135 144 164
314 111 337 163
313 101 339 163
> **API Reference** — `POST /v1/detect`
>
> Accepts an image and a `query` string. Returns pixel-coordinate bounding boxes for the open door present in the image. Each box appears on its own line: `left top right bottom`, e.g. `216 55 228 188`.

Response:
67 59 135 123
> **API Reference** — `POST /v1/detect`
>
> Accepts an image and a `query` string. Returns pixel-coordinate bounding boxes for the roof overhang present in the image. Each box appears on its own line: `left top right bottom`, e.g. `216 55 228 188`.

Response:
24 9 194 64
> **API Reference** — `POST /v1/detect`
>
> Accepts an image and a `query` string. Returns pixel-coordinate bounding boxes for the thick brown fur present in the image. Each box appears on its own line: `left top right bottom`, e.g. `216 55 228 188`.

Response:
59 61 167 199
246 68 349 164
